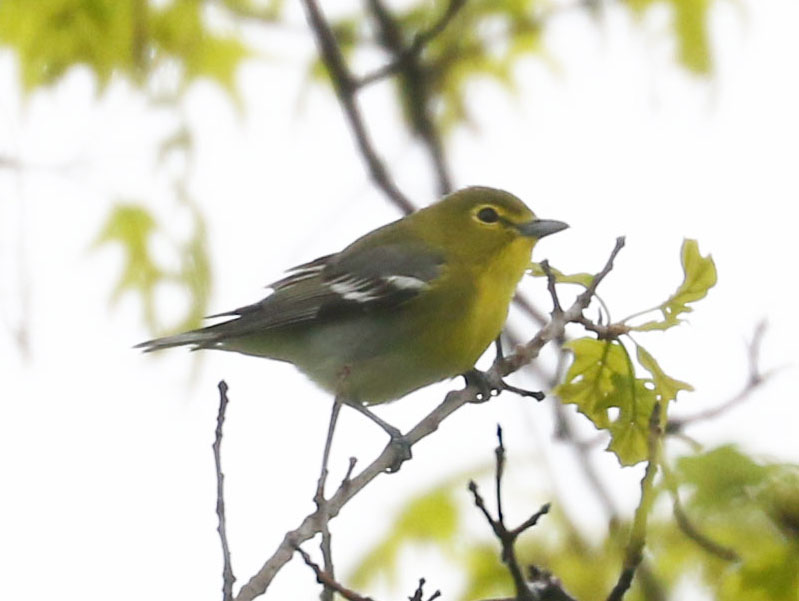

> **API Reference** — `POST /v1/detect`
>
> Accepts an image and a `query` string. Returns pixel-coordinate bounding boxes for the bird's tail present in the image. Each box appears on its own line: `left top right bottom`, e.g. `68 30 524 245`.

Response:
135 329 216 353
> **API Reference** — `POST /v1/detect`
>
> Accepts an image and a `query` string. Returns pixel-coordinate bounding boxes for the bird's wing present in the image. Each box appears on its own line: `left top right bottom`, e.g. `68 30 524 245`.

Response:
228 241 444 327
135 242 445 351
136 241 445 351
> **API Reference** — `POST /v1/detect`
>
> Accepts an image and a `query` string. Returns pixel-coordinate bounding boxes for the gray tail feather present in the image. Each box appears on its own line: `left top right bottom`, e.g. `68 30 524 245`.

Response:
135 330 216 353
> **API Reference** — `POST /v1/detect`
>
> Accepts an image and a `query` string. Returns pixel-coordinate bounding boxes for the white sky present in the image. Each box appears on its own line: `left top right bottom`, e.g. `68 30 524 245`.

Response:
1 1 798 600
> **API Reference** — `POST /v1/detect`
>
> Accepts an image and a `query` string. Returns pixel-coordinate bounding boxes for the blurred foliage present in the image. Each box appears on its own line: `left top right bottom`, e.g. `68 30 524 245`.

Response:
351 445 799 601
312 0 719 131
0 0 261 93
626 0 715 74
93 195 210 334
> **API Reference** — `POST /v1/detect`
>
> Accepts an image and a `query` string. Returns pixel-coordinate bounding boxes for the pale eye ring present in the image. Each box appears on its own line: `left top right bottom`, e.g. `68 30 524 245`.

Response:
476 207 499 223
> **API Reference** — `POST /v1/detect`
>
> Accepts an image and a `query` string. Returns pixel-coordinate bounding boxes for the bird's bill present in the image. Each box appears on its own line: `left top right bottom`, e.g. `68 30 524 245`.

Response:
517 218 569 239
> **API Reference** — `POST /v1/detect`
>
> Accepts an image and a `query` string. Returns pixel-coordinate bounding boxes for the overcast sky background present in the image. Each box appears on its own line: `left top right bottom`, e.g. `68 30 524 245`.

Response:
2 1 798 600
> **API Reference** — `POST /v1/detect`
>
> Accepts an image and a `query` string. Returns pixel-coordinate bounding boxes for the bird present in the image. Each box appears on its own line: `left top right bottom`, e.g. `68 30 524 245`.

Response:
137 186 567 411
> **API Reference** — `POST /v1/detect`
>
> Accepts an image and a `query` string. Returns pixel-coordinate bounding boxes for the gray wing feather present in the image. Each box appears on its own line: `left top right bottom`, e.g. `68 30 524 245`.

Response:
136 242 444 351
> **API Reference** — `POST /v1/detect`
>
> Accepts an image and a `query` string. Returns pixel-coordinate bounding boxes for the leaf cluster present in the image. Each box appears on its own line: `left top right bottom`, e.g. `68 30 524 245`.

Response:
0 0 258 94
552 239 713 465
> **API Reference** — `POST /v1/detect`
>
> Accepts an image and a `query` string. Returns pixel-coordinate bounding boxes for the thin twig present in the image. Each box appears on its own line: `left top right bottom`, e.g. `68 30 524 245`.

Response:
296 546 375 601
552 403 620 523
300 0 415 214
573 315 631 340
409 578 442 601
494 425 506 525
468 426 567 601
662 462 739 562
340 456 358 487
315 400 343 601
667 320 777 432
363 0 460 194
214 380 236 601
539 260 563 315
358 0 466 88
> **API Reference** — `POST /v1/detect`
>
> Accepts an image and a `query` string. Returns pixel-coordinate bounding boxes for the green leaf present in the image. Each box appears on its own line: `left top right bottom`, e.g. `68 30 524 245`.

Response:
0 0 249 95
555 338 657 465
632 239 716 331
171 189 211 333
605 374 657 466
555 338 629 429
636 344 693 404
94 204 163 329
528 262 595 287
624 0 714 74
676 445 769 511
0 0 137 90
350 486 459 588
94 198 210 336
721 545 799 601
460 544 511 601
149 0 250 94
672 0 712 74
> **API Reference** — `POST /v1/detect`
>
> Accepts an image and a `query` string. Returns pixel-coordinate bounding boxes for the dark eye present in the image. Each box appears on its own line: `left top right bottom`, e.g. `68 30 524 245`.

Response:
477 207 499 223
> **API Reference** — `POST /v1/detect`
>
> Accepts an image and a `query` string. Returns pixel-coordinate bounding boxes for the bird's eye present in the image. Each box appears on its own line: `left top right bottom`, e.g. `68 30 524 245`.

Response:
476 207 499 223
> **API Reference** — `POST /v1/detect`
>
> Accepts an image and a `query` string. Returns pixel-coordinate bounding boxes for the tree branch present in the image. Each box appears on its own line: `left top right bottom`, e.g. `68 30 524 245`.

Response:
214 380 236 601
667 320 776 432
468 426 577 601
296 545 375 601
299 0 416 214
357 0 466 89
363 0 460 195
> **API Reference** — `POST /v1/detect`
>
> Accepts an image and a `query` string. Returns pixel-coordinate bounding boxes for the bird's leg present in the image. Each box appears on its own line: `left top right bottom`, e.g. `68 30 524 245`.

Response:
316 398 343 500
491 336 545 399
314 398 342 601
341 399 412 472
494 335 505 361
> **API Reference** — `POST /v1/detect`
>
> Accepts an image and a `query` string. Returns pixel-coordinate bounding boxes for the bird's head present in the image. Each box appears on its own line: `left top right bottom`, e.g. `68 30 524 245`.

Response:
415 186 568 259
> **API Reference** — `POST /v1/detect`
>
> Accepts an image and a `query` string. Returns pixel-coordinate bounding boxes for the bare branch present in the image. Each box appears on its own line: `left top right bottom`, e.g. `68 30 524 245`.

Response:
358 0 466 88
299 0 416 213
214 380 236 601
296 546 375 601
667 320 778 432
539 260 563 316
468 426 578 601
409 578 441 601
661 462 739 562
362 0 463 194
572 315 631 340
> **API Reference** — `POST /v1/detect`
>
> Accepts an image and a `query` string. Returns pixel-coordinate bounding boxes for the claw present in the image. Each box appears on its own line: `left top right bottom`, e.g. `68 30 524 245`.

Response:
386 434 413 473
462 368 545 402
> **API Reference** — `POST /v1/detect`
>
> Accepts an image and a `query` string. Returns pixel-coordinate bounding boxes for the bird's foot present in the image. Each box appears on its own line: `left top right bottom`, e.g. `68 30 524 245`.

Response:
386 431 413 473
343 400 413 472
462 368 545 403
